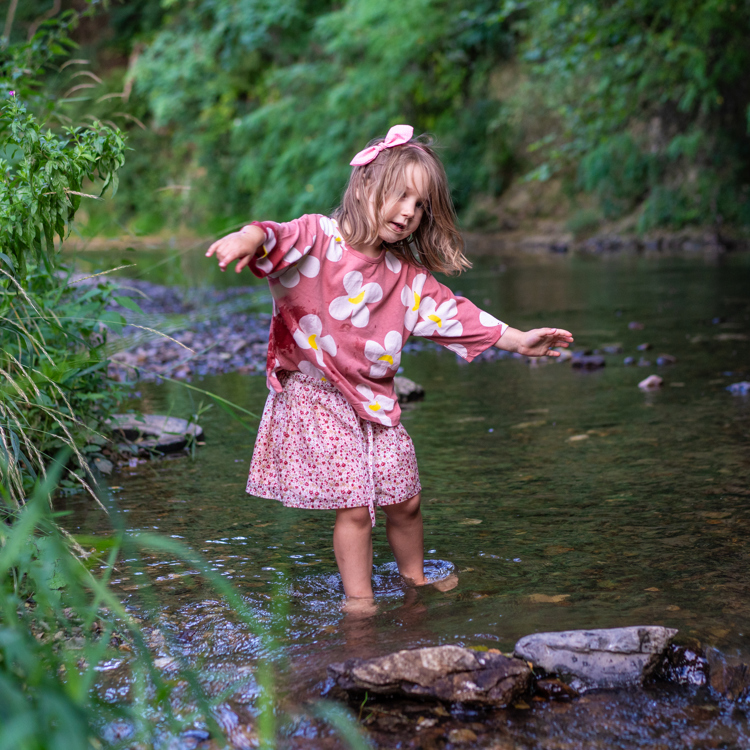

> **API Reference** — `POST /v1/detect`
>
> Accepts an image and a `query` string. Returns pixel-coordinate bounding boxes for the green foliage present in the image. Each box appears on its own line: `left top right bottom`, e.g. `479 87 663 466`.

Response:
123 0 521 223
0 95 125 281
525 0 750 226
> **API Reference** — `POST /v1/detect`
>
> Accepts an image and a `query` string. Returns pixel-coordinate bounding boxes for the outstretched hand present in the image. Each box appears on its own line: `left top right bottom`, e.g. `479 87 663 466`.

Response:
205 225 265 273
518 327 574 357
496 326 574 357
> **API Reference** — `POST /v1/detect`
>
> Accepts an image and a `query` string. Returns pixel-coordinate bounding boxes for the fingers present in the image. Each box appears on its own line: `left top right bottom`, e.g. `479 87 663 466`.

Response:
235 255 251 273
205 240 218 258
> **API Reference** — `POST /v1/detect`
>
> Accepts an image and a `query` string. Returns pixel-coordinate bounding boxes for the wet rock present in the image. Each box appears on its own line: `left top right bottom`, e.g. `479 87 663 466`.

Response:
727 381 750 395
107 414 204 454
637 343 652 351
637 357 652 367
656 354 677 366
706 647 750 701
328 645 532 706
601 343 623 355
624 356 635 366
571 353 606 370
628 321 645 330
638 375 663 390
448 728 478 743
534 677 579 701
393 376 425 403
654 643 708 687
514 626 678 689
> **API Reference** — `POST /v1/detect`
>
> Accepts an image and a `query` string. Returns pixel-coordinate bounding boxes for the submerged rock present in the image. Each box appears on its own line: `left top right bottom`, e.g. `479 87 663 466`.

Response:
706 647 750 701
514 626 678 689
571 353 606 370
393 376 425 403
654 643 708 687
328 645 532 706
727 381 750 395
656 353 677 366
107 414 204 454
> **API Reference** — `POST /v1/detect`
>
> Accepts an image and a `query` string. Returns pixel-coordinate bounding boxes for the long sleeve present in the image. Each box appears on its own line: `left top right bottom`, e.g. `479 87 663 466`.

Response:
403 272 508 361
247 215 319 279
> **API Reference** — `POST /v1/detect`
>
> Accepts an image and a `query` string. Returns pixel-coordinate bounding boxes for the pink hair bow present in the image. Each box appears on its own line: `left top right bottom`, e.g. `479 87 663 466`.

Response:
349 124 414 166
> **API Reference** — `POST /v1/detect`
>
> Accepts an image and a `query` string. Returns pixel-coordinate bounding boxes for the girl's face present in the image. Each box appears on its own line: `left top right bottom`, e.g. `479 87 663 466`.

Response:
376 163 428 244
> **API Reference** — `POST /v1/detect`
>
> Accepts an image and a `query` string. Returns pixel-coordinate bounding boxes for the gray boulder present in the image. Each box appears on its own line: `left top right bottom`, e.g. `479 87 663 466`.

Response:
329 645 531 705
514 626 677 689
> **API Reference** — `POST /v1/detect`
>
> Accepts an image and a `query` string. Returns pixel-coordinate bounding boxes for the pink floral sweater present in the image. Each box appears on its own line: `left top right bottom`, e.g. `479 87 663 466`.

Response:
248 214 508 426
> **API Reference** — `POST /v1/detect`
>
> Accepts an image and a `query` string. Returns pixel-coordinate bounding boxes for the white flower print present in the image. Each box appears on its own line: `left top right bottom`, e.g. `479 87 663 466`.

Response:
292 314 337 367
445 342 469 359
412 297 464 338
319 216 345 261
400 273 427 332
384 251 402 274
479 310 502 327
269 245 319 288
356 384 395 426
298 360 327 383
255 227 277 275
329 271 383 328
364 331 403 378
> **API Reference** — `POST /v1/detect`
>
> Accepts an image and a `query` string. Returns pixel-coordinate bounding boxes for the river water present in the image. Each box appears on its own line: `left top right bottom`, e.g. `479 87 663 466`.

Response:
61 249 750 748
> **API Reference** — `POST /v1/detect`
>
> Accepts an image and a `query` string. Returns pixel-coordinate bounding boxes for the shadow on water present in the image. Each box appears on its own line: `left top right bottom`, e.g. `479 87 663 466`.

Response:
59 249 750 748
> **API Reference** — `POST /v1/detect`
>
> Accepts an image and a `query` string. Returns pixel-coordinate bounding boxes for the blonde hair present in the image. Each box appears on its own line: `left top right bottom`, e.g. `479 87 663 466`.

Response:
333 133 470 275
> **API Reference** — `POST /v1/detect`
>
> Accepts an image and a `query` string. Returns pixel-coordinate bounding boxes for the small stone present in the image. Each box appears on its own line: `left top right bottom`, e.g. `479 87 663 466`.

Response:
623 356 635 366
637 357 652 367
534 677 579 701
448 729 478 744
656 354 677 365
601 343 623 354
628 321 645 330
638 375 663 390
637 343 652 351
727 381 750 395
514 626 678 689
568 434 589 442
393 376 425 403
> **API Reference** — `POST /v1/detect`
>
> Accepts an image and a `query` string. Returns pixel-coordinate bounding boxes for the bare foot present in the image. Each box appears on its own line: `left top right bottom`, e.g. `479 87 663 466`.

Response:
340 597 379 617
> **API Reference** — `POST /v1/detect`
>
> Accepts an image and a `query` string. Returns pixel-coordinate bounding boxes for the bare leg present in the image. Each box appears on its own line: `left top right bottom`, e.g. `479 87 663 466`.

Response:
382 493 426 585
333 506 374 599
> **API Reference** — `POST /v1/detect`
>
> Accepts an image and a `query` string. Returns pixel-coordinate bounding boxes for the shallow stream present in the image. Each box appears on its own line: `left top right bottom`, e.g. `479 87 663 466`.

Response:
61 249 750 748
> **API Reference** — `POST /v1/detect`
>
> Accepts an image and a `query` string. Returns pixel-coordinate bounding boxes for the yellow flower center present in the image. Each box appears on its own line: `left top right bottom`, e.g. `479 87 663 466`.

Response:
348 289 366 305
308 333 318 350
335 236 342 242
260 244 270 258
369 402 381 412
411 292 421 312
427 314 442 327
378 354 394 365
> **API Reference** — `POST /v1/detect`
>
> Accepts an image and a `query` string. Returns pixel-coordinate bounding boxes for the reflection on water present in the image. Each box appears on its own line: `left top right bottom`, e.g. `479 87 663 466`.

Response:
60 251 750 747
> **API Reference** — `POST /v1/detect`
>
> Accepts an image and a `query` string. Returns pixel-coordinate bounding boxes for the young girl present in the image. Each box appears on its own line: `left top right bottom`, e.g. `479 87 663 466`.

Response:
206 125 573 603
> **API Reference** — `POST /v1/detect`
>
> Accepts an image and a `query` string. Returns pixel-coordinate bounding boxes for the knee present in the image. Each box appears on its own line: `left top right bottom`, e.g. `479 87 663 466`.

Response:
384 493 421 523
336 505 372 531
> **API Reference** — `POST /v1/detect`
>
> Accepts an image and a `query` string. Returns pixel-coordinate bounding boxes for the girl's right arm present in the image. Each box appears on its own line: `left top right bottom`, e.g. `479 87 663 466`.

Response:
205 224 266 273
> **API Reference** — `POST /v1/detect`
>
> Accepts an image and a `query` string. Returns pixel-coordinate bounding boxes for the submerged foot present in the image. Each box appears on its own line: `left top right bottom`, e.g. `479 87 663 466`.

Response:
340 597 379 617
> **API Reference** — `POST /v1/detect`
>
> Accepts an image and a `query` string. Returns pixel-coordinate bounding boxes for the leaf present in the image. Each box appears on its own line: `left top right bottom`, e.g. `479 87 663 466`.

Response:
113 295 145 315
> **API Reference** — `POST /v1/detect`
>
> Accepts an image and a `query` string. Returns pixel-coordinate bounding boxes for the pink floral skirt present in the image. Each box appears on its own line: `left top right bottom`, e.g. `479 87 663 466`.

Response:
246 371 421 525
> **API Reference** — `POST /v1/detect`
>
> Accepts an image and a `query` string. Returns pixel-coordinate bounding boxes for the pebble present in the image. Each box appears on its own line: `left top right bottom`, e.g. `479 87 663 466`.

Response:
628 321 645 330
636 343 652 351
638 375 663 390
727 381 750 395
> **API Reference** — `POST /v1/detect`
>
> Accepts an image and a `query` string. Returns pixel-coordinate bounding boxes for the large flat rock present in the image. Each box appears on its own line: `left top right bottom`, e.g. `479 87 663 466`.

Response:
515 626 677 689
329 645 531 705
107 414 204 453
